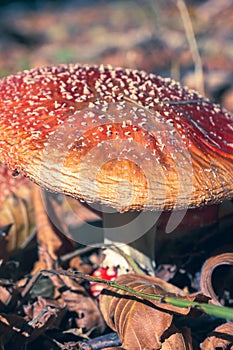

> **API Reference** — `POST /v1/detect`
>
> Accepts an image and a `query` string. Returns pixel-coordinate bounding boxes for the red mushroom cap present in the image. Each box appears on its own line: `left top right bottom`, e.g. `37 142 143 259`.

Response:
0 64 232 212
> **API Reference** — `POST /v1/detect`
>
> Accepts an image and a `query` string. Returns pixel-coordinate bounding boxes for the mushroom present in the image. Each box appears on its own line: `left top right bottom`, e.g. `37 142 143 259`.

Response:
0 64 232 261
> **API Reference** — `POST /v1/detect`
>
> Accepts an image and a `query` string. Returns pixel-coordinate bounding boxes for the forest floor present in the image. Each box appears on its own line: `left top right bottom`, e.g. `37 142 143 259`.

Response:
0 1 232 349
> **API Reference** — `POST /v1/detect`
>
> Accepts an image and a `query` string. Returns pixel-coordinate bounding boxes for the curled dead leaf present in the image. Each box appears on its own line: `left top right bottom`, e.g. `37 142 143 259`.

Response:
200 323 233 349
200 253 233 305
100 273 194 350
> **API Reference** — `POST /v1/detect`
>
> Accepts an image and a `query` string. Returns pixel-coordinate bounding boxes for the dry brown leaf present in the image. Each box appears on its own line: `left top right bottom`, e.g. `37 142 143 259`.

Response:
0 195 30 253
162 332 186 350
62 288 105 335
39 264 105 335
0 297 62 348
200 323 233 349
0 165 35 259
32 185 74 272
200 253 233 305
112 274 193 314
0 313 32 343
0 284 12 306
23 295 64 329
69 255 95 275
161 325 192 350
43 191 75 242
100 273 193 350
0 165 32 207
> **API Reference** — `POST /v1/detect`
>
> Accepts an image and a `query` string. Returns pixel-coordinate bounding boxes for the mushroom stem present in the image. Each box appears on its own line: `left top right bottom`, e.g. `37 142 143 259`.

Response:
102 211 157 272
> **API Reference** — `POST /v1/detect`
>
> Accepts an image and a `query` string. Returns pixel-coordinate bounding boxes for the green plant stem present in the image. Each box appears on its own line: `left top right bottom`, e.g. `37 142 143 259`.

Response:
42 269 233 321
165 296 233 320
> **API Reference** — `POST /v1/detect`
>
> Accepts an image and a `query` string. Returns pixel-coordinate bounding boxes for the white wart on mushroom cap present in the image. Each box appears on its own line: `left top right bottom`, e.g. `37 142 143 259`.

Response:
0 64 232 212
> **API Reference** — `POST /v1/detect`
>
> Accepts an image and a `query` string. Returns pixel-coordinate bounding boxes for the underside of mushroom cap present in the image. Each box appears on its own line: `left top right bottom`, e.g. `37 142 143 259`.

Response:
0 64 232 212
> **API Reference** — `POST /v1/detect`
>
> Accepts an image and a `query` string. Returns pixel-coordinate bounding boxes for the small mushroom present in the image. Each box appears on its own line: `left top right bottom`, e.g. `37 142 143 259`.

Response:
0 64 232 260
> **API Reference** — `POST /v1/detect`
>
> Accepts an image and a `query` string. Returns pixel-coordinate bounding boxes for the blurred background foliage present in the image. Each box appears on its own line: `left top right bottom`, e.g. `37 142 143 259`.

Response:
0 0 232 111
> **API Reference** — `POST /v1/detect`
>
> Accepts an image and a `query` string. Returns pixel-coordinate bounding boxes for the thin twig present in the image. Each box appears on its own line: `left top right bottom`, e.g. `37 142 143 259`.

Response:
54 332 121 350
87 332 121 350
176 0 205 95
59 245 101 263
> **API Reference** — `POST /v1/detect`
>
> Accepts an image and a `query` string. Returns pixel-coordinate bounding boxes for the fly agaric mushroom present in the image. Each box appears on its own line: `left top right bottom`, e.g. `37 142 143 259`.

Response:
0 64 232 257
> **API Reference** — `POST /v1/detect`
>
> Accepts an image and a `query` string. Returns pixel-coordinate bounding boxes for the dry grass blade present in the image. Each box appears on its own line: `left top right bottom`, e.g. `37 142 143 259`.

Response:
176 0 205 94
